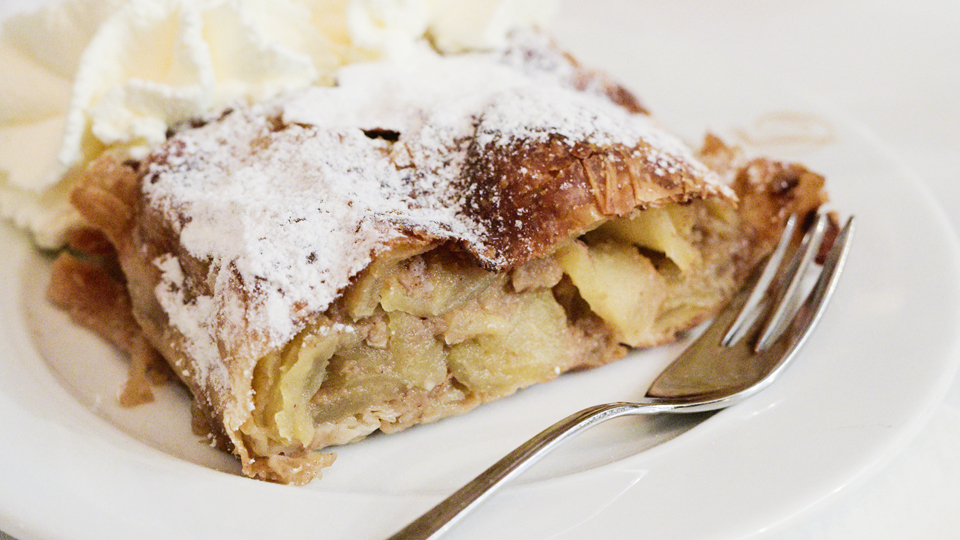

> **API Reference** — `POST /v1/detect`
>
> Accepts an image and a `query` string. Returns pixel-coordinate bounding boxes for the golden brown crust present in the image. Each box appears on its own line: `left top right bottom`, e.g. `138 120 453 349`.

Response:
246 452 337 486
47 251 138 353
699 133 828 249
46 250 172 405
68 157 140 249
461 136 718 268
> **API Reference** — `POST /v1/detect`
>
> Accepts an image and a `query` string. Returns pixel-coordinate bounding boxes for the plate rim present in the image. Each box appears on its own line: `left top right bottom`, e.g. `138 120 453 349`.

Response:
3 2 960 539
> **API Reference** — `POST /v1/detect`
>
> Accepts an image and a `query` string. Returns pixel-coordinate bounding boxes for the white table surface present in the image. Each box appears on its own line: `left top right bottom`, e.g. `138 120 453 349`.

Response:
2 0 959 538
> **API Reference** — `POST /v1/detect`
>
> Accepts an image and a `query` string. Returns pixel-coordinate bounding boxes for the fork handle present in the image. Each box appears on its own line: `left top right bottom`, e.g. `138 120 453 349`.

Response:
386 401 667 540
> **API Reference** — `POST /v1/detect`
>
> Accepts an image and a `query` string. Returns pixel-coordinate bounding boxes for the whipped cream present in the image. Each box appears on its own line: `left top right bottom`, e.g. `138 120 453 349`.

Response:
0 0 556 247
428 0 557 52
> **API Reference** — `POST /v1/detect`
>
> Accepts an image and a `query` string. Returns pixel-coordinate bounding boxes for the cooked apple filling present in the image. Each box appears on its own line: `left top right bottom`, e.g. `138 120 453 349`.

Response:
236 199 745 460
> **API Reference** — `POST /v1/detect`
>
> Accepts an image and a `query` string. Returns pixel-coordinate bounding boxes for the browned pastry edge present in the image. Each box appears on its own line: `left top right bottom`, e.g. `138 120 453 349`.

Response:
460 136 712 268
46 248 173 407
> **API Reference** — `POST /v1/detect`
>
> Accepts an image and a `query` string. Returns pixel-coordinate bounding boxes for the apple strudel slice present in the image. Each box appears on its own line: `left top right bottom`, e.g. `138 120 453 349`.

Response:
55 36 827 484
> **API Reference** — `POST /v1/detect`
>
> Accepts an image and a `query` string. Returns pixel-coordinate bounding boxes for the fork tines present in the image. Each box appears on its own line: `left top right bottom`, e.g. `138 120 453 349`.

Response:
723 212 855 353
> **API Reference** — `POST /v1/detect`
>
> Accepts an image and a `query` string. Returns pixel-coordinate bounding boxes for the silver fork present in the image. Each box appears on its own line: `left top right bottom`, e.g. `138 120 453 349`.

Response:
388 212 856 540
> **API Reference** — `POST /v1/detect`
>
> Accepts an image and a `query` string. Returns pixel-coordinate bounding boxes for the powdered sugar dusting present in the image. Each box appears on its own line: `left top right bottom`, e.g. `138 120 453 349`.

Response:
145 109 447 361
144 37 720 383
153 253 224 388
284 48 691 156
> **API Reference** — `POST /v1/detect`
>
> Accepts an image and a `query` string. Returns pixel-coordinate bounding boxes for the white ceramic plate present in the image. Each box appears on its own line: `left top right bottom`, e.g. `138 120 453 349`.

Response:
3 2 960 540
